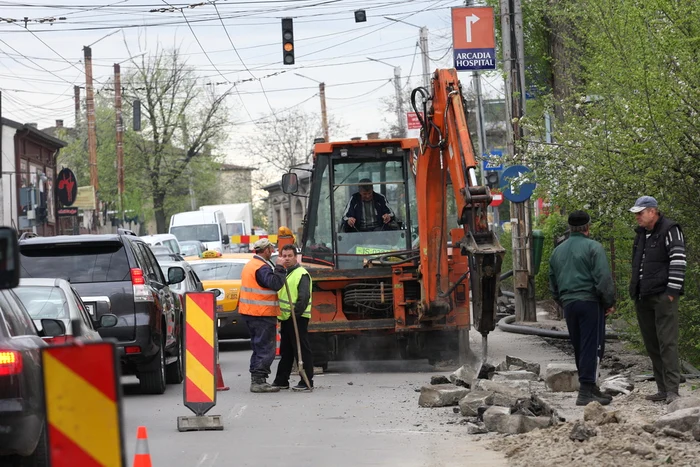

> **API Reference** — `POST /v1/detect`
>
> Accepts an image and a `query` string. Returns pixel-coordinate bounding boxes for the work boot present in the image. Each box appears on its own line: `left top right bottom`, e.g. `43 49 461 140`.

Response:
576 383 611 406
665 392 681 404
645 391 667 402
292 381 313 392
592 385 613 401
250 376 280 393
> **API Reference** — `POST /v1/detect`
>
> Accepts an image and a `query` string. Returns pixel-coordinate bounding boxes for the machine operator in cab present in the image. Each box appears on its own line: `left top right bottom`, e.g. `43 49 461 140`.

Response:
239 238 286 393
342 178 398 232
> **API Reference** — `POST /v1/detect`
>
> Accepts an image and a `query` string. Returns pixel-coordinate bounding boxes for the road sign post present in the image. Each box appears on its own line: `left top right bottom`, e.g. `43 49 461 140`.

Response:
42 342 126 467
451 7 496 71
178 292 224 432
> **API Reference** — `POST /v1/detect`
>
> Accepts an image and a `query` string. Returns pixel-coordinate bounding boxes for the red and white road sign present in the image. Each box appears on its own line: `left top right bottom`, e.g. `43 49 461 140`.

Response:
406 112 423 130
490 192 503 207
451 7 496 71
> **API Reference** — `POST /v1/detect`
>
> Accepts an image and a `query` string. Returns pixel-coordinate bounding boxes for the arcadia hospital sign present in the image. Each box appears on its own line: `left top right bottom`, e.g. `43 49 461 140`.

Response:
451 7 496 71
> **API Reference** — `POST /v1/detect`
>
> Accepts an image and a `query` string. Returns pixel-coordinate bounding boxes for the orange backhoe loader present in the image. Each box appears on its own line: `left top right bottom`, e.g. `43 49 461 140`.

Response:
280 69 504 369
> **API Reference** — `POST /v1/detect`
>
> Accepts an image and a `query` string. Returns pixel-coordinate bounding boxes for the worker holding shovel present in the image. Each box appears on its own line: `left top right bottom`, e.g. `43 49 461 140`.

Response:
272 244 314 391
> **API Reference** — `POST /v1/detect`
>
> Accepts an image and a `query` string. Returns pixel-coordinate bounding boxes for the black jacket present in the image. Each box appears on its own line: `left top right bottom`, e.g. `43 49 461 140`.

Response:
342 191 393 229
629 215 683 299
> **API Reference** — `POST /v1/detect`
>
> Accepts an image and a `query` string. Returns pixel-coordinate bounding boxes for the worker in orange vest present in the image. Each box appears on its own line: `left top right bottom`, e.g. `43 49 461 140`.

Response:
240 238 287 392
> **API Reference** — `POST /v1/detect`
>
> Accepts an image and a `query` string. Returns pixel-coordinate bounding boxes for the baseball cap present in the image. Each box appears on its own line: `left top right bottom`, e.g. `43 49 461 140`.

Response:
253 238 273 251
629 196 658 213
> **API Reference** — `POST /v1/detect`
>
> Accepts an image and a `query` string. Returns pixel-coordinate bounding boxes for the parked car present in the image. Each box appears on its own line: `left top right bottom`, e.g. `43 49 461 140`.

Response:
150 245 185 262
140 233 182 255
14 278 119 344
18 234 187 394
160 260 204 312
186 254 250 339
179 240 206 258
0 225 67 465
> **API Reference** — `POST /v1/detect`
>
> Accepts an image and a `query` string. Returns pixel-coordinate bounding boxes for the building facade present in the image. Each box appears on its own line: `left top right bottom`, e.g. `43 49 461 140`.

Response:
1 118 66 235
217 163 255 204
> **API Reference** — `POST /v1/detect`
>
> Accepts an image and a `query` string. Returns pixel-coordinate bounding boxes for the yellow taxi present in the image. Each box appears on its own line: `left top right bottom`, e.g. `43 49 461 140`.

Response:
186 251 252 340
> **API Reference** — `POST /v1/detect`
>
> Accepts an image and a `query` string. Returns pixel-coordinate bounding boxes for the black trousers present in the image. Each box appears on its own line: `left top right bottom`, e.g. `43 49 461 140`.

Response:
273 317 314 386
635 293 681 394
564 300 602 385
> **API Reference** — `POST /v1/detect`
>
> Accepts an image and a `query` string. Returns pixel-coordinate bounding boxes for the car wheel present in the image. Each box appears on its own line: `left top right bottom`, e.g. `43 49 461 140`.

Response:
139 338 167 395
166 322 184 384
23 424 48 467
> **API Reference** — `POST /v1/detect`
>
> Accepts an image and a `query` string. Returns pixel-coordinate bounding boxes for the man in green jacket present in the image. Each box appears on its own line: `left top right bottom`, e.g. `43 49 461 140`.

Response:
272 244 314 391
549 210 616 406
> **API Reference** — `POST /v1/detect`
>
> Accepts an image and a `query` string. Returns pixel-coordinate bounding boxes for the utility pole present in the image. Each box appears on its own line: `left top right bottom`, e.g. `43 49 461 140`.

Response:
393 66 406 137
74 85 81 127
114 63 124 221
419 27 430 89
500 0 536 321
319 82 329 142
84 46 98 196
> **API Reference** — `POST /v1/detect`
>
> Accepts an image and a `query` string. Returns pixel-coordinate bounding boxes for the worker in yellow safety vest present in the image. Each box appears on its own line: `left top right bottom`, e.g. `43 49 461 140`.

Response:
239 238 286 393
272 244 314 391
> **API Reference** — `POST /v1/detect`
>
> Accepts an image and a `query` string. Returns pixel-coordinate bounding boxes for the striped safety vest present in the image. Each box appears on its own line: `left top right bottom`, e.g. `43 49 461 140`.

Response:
278 266 312 321
239 257 280 317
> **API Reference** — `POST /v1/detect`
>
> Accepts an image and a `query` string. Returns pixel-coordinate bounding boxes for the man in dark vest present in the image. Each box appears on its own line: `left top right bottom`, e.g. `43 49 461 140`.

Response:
629 196 686 404
342 179 397 232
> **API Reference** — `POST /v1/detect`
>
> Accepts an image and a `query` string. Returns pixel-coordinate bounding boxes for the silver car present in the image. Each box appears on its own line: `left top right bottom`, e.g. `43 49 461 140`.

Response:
15 278 117 343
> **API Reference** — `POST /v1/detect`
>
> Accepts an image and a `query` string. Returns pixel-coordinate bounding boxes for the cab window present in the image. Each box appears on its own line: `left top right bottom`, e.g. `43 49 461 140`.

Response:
303 161 333 263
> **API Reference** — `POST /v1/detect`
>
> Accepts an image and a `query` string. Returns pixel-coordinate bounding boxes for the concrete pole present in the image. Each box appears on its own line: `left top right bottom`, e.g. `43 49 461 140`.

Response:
393 66 406 136
319 82 329 142
419 27 430 89
84 46 98 195
114 64 124 220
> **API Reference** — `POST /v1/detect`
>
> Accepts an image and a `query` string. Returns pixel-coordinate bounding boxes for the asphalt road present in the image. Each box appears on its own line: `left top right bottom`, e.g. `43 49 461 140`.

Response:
120 337 507 467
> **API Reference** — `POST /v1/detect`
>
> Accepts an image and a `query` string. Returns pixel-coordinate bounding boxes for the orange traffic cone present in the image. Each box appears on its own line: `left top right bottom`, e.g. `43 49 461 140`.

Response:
216 359 229 391
133 426 152 467
275 322 281 358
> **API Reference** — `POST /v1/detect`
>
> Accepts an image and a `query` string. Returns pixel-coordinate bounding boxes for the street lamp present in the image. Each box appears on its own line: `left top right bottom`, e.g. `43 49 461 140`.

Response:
384 16 430 89
295 73 329 142
367 57 406 137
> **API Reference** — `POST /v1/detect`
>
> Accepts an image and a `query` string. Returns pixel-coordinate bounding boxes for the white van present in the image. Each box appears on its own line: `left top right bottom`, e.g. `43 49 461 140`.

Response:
140 233 182 255
168 210 230 253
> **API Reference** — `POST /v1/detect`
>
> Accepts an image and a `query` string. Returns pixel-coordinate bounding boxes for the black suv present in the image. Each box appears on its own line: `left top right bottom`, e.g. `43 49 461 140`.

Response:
19 233 186 394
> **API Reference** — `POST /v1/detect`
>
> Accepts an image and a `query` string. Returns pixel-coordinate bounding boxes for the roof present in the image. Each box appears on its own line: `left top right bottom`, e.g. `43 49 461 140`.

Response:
1 117 67 149
19 278 65 287
19 233 138 246
41 125 79 141
219 163 256 172
185 253 253 262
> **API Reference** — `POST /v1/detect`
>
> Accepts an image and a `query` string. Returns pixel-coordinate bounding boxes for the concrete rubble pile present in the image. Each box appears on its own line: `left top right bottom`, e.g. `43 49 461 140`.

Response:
418 355 570 435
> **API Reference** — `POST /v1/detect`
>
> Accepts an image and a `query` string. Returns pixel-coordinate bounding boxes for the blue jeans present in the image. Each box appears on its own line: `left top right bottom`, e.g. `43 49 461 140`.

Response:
563 301 602 385
242 315 278 378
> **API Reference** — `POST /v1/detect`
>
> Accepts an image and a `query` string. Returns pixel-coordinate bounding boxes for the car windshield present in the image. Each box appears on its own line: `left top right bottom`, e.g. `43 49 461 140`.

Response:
14 286 70 319
190 261 245 280
20 242 131 283
170 225 220 243
180 242 201 256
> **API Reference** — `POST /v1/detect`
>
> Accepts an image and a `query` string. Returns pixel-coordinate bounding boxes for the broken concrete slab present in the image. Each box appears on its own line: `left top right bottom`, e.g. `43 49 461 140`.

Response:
430 375 451 385
569 421 597 441
458 390 495 417
506 355 541 376
544 363 580 392
667 397 700 414
583 401 622 425
491 370 539 382
478 362 496 380
418 384 470 408
483 406 513 433
476 379 531 407
654 407 700 432
449 359 482 389
466 421 489 434
521 416 555 432
483 406 554 434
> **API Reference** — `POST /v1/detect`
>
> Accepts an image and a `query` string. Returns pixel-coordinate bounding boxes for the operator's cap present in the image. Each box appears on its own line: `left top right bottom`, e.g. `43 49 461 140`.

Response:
568 210 590 227
253 238 274 251
629 196 658 213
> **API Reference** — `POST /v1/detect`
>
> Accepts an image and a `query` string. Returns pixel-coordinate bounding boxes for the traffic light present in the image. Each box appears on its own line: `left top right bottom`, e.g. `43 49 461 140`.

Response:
281 18 294 65
486 171 500 190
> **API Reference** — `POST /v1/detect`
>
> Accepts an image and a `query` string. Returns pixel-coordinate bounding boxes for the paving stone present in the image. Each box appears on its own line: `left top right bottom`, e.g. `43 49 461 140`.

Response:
545 363 580 392
476 379 531 407
667 397 700 414
654 407 700 432
506 355 541 376
458 390 495 417
418 384 470 408
491 370 539 382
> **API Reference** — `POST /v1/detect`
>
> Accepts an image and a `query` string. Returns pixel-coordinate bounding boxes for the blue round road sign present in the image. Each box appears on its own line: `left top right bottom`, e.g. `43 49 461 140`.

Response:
500 165 536 203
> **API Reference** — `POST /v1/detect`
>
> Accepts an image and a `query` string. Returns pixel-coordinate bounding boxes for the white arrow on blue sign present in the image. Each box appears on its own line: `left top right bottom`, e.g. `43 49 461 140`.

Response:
482 149 503 171
500 165 536 203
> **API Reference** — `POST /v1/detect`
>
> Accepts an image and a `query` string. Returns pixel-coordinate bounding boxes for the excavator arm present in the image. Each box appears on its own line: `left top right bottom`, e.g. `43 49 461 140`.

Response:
411 69 505 354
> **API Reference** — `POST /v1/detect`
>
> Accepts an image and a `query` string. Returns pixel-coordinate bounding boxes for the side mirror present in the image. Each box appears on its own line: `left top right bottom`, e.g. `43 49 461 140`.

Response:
41 318 66 337
281 173 299 194
98 314 118 328
167 266 186 285
222 235 230 245
0 227 20 290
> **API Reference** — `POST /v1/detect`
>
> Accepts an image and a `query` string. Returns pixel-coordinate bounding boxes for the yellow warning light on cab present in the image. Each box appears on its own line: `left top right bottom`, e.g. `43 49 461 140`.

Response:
201 250 222 258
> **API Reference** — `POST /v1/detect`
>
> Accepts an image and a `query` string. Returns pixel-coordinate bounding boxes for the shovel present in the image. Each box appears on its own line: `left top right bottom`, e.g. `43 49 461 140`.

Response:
283 277 313 391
